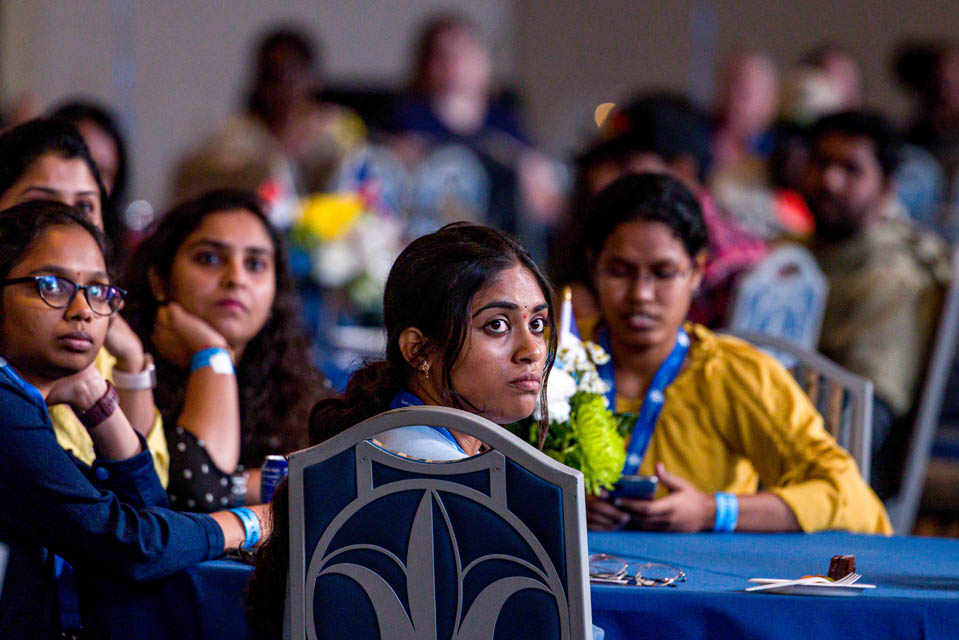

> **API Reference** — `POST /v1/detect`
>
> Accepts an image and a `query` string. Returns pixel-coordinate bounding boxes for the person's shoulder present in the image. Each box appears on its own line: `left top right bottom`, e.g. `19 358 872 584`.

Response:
686 325 801 416
692 323 763 359
688 324 787 383
873 219 951 284
0 377 47 429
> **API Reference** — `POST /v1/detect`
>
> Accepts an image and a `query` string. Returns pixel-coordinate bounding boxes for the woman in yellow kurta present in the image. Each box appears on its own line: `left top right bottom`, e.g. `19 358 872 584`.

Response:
581 172 890 534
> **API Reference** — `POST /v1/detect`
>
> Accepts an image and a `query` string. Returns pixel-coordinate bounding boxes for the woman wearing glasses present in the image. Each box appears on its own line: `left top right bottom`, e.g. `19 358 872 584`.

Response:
0 117 169 486
121 189 324 512
581 173 890 534
0 201 268 638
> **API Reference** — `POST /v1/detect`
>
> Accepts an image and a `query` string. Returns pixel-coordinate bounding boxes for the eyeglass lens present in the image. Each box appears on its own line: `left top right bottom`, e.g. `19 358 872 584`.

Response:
589 554 627 577
630 562 684 584
589 554 684 586
36 276 122 315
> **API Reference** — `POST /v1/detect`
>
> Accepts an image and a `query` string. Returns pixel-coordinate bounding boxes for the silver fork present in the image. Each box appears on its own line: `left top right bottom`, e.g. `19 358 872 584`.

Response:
746 572 862 592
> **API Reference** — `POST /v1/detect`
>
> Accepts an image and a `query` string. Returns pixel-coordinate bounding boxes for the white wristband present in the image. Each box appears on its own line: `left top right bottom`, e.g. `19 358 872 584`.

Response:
112 354 157 390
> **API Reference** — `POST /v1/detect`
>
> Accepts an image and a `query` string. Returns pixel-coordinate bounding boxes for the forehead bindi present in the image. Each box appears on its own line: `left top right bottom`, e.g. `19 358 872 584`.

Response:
10 226 106 279
471 267 547 317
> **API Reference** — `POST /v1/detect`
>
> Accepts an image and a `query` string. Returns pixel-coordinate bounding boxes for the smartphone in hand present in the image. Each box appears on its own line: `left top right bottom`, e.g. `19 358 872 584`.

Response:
607 475 659 501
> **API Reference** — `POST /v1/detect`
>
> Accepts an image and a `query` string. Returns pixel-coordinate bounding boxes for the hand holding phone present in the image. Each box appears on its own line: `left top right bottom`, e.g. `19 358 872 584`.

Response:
607 474 659 501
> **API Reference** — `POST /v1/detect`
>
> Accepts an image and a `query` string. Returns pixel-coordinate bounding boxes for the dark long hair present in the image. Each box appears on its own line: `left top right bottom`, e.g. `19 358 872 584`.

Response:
246 222 557 635
0 118 114 249
121 189 324 463
50 99 130 227
309 221 557 444
583 172 708 266
0 200 108 285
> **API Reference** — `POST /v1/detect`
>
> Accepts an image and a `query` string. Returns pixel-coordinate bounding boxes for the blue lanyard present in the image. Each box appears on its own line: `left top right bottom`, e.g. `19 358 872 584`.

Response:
389 390 467 455
0 355 46 409
595 327 690 475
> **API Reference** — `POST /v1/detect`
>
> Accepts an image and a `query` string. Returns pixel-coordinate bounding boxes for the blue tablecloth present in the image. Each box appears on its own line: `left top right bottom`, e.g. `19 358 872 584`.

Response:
589 531 959 640
85 531 959 639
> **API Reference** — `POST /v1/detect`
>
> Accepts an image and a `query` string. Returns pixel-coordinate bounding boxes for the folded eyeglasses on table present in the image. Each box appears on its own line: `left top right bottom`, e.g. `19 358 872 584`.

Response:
589 553 686 587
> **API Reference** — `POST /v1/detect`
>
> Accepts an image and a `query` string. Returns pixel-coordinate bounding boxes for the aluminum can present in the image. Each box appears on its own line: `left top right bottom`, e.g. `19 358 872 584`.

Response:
260 455 289 503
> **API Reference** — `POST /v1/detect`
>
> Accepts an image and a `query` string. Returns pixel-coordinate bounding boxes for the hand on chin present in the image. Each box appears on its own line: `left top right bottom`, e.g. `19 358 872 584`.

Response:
45 360 107 410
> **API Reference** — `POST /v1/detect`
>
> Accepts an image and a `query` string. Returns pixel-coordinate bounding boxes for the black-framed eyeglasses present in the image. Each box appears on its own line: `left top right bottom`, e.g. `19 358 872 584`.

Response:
1 276 126 316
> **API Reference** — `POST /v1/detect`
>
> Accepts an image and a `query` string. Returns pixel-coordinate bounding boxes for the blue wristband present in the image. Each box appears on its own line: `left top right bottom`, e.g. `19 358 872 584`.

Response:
189 347 234 374
229 507 261 549
713 492 739 532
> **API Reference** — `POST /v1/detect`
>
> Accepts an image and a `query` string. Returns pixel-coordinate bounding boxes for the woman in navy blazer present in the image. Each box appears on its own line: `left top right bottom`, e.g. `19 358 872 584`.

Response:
0 200 268 638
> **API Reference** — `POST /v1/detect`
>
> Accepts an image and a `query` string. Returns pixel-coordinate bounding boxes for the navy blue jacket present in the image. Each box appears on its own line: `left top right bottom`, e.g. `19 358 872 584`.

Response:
0 361 224 639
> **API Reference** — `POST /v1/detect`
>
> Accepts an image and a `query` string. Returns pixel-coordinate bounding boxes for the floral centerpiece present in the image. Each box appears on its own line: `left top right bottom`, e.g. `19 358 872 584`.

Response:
290 189 403 317
510 290 629 494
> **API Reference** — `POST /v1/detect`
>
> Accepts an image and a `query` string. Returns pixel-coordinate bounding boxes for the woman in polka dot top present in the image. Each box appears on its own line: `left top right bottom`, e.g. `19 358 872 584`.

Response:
122 190 327 512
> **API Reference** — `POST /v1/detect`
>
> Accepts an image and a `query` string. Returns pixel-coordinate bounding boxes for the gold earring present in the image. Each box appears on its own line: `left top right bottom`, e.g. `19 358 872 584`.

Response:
420 361 431 380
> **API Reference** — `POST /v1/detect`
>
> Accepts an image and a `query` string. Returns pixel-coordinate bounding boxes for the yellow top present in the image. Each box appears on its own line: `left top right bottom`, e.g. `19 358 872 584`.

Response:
587 320 891 534
49 348 170 487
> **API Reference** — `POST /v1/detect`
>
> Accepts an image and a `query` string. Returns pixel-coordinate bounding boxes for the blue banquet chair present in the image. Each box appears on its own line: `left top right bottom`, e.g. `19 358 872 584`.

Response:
727 243 828 360
286 405 593 640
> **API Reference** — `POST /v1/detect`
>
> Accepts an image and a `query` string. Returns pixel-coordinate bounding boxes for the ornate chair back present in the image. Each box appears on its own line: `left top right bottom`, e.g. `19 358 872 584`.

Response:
725 330 874 483
728 244 828 362
286 406 592 640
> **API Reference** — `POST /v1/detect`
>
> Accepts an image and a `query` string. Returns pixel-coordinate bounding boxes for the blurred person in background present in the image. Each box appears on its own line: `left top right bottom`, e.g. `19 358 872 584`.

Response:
51 100 129 210
0 118 168 485
896 41 959 470
122 189 326 512
552 94 767 328
894 41 959 238
800 43 865 110
901 41 959 169
711 52 780 177
387 13 564 245
173 26 364 208
802 110 951 498
51 98 137 259
737 45 864 240
710 53 802 240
